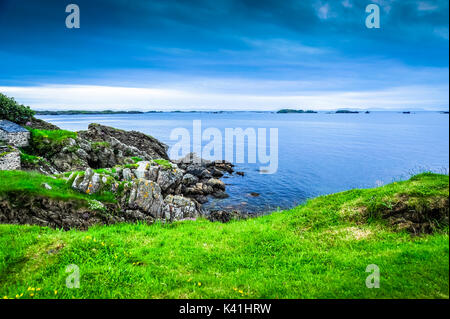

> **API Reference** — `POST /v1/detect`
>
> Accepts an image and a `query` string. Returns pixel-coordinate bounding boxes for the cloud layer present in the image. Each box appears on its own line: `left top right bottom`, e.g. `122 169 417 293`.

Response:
0 0 448 110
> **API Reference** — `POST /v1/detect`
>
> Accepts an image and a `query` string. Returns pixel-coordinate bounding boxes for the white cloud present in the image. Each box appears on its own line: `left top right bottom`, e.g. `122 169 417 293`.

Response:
341 0 353 8
417 1 439 11
1 83 448 111
317 3 331 20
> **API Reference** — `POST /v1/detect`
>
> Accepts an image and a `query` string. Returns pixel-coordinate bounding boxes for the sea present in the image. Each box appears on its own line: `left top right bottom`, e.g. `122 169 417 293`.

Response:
37 111 449 213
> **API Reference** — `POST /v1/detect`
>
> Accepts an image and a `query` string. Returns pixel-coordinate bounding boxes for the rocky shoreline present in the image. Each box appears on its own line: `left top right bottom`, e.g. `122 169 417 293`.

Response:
0 120 250 229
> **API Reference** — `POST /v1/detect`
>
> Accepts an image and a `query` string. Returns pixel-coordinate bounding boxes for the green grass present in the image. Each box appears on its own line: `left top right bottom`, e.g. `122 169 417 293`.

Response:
0 170 116 203
19 152 40 164
26 128 78 157
28 128 77 143
153 159 172 169
131 156 143 163
0 173 448 299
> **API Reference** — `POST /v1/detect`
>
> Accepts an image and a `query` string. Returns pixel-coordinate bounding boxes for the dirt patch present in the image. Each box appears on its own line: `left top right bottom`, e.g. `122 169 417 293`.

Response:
326 226 373 240
365 195 449 235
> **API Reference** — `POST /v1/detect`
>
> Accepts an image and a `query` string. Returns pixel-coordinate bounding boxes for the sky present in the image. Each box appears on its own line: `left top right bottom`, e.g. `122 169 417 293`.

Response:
0 0 448 111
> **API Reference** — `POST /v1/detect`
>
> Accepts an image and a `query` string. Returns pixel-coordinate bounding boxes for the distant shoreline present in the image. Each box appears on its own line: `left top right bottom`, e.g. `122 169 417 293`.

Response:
34 109 449 115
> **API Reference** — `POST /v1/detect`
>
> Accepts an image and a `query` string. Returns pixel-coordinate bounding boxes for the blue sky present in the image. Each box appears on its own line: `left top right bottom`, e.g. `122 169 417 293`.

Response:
0 0 448 110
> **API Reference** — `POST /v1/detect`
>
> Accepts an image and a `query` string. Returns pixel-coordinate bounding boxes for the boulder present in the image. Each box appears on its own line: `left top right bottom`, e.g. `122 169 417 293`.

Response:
127 179 164 218
156 166 184 193
163 195 199 221
182 173 199 185
206 178 226 191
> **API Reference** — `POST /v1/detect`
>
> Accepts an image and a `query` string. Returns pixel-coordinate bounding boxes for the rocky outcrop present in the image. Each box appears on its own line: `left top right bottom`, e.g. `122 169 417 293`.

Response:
27 123 171 173
1 118 240 229
25 117 61 130
68 161 202 223
78 123 169 162
0 192 153 231
174 153 233 202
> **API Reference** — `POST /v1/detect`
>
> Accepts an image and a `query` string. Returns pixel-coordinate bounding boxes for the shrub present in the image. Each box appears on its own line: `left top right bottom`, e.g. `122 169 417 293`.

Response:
0 93 35 124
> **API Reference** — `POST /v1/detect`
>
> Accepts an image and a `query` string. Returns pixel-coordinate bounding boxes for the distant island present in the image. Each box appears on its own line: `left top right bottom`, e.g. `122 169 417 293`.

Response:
277 109 318 114
34 110 268 115
34 110 150 115
335 110 360 114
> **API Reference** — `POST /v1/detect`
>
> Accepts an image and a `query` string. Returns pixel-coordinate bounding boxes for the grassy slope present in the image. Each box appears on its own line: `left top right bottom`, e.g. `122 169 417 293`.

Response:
0 173 448 299
0 170 116 203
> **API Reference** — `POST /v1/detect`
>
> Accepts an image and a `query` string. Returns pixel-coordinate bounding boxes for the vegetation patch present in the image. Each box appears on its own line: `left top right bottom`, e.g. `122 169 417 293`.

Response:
152 159 172 169
131 156 143 163
27 128 78 157
0 170 115 203
0 93 35 124
91 141 110 151
0 173 448 299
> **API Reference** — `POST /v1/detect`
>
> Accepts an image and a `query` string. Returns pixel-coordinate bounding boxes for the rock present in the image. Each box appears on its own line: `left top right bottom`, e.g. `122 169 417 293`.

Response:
202 184 214 194
163 195 199 221
127 179 164 218
78 123 169 162
25 117 61 130
207 178 226 191
73 168 95 193
122 168 133 181
213 160 234 174
90 173 102 193
182 173 198 185
135 161 151 179
41 183 52 190
156 166 184 193
71 168 110 195
200 169 213 179
249 192 260 197
236 171 245 176
208 210 242 223
175 152 211 167
185 164 206 177
0 193 121 231
194 195 208 204
211 168 224 178
148 165 160 181
212 191 229 199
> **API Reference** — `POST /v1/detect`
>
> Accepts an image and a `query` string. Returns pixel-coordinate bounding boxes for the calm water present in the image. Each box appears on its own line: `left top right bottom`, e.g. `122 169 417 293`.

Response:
38 112 449 213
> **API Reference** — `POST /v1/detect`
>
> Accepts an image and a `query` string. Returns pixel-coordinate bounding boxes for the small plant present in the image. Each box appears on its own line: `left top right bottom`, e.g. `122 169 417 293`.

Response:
152 159 172 169
91 141 110 151
88 199 106 212
131 156 143 163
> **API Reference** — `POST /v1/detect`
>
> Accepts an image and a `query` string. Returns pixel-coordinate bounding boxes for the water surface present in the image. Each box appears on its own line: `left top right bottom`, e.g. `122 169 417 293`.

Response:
38 112 449 212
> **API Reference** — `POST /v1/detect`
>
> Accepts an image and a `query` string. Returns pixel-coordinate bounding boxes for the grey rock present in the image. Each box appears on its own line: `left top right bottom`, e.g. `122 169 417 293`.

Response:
128 179 164 218
41 183 52 190
123 168 133 181
182 173 199 185
163 195 199 221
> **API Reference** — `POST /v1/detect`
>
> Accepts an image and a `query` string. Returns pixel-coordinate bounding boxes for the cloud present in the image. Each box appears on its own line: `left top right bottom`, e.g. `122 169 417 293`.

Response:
417 1 439 11
1 83 447 111
0 0 447 111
